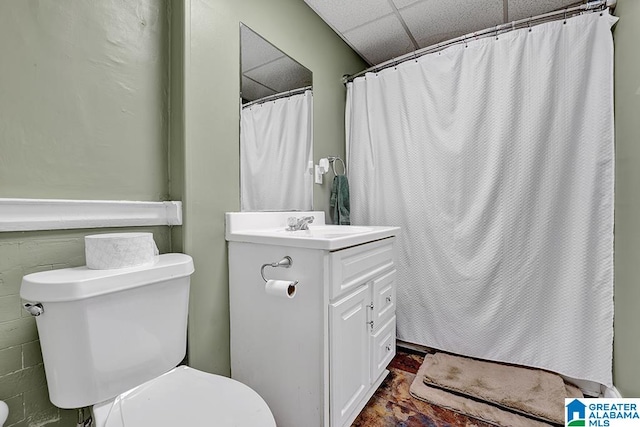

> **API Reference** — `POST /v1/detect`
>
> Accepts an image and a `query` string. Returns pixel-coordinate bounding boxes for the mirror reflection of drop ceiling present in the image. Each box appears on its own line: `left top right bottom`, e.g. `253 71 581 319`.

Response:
302 0 583 66
240 25 312 104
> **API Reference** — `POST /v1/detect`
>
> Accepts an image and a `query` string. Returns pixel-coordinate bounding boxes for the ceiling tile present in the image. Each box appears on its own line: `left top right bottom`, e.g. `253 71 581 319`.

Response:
507 0 577 22
391 0 424 9
343 14 415 66
241 25 284 72
304 0 395 33
244 56 313 94
400 0 503 49
241 76 276 103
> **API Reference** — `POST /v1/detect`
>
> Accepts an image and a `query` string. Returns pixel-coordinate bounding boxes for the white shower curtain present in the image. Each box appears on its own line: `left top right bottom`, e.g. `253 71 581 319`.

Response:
241 90 313 211
348 13 616 386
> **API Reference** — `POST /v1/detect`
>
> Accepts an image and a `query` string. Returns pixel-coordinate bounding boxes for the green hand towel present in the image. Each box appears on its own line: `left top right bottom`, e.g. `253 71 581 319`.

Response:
330 174 350 225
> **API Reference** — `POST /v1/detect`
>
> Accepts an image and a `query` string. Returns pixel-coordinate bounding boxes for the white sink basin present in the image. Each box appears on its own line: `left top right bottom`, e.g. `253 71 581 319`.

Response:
225 212 398 250
277 225 374 238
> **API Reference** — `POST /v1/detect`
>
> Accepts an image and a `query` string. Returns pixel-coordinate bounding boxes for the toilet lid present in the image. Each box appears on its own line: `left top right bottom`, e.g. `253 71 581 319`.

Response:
96 366 275 427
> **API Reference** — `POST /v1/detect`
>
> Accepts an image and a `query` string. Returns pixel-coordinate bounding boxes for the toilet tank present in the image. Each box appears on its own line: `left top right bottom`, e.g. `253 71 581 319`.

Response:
20 253 194 409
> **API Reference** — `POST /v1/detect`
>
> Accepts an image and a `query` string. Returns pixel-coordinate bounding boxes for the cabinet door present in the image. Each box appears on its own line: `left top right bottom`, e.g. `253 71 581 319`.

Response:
330 285 370 427
371 316 396 382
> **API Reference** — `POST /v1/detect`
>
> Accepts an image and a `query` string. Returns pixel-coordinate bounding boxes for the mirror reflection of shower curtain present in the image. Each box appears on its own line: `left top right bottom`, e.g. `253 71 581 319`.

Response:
241 90 313 211
348 13 616 387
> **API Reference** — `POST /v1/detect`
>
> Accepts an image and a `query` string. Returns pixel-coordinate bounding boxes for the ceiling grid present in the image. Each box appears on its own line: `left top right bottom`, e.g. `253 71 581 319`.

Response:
304 0 582 66
386 0 420 50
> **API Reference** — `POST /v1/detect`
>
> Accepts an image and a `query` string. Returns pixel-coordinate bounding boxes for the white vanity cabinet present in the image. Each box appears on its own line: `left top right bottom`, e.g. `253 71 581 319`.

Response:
226 212 399 427
328 239 397 427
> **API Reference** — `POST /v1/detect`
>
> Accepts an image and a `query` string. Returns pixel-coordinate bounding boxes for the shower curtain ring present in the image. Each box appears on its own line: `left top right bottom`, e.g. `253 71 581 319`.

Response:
564 8 568 24
528 17 532 32
495 25 499 40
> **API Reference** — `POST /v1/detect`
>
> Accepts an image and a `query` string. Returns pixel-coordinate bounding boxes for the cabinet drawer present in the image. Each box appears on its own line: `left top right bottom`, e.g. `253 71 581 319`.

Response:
372 269 396 329
330 238 395 299
371 316 396 382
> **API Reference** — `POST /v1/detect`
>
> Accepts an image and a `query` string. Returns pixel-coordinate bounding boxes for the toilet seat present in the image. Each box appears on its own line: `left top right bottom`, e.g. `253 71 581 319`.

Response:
92 366 275 427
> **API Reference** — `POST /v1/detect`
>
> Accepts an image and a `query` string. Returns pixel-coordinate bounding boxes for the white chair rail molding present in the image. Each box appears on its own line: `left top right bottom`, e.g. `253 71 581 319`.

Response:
0 198 182 232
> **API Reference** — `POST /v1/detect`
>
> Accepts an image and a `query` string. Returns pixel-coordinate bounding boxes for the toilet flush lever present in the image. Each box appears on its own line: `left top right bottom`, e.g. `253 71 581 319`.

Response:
23 302 44 317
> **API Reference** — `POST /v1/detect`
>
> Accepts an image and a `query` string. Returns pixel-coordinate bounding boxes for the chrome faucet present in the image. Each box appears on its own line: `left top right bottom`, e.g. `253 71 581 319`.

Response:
287 216 315 231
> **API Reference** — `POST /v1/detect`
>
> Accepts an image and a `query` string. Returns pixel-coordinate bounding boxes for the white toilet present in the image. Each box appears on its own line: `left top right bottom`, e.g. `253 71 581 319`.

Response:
0 400 8 427
20 253 275 427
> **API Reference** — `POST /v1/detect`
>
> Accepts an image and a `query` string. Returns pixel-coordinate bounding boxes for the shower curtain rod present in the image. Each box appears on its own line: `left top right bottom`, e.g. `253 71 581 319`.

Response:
242 85 312 108
343 0 616 84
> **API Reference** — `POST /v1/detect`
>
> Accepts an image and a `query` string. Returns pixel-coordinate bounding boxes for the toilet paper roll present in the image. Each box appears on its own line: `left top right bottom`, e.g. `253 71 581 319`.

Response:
85 232 159 270
265 279 297 299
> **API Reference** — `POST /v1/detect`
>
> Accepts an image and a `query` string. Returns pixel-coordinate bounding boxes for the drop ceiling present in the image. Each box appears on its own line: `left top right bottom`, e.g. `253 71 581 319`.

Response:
241 24 312 103
303 0 582 66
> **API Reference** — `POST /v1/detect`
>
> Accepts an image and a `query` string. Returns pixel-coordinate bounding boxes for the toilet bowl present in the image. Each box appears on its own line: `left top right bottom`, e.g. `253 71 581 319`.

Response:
92 366 275 427
0 400 8 427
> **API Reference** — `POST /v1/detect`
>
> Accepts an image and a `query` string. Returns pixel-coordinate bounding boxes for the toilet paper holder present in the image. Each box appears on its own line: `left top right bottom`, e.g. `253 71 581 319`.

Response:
260 256 295 282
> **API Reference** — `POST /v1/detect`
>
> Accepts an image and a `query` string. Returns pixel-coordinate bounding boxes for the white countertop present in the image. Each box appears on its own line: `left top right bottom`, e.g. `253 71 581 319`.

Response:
225 212 399 250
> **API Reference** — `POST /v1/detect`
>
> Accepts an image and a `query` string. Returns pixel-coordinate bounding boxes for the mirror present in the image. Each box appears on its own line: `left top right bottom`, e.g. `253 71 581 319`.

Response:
240 23 313 212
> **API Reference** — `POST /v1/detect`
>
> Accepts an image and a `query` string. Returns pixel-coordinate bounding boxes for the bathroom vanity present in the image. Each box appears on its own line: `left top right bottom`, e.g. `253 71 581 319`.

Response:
226 212 399 427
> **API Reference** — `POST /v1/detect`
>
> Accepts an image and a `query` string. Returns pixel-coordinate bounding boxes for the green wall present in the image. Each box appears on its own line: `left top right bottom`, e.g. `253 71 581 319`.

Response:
0 0 170 201
0 0 364 424
0 0 172 425
613 0 640 398
181 0 367 374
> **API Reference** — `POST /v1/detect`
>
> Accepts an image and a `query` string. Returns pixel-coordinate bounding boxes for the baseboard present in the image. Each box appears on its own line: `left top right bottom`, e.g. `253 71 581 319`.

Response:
396 339 430 354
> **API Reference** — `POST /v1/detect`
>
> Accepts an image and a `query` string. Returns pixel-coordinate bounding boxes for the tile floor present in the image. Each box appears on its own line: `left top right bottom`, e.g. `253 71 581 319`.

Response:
352 349 495 427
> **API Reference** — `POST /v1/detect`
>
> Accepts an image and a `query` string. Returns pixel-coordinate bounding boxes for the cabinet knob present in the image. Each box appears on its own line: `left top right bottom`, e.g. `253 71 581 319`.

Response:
386 296 392 303
386 344 392 352
367 320 374 331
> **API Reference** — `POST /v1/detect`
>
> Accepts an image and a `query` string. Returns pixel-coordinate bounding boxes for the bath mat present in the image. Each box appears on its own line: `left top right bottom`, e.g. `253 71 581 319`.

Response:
409 353 582 426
